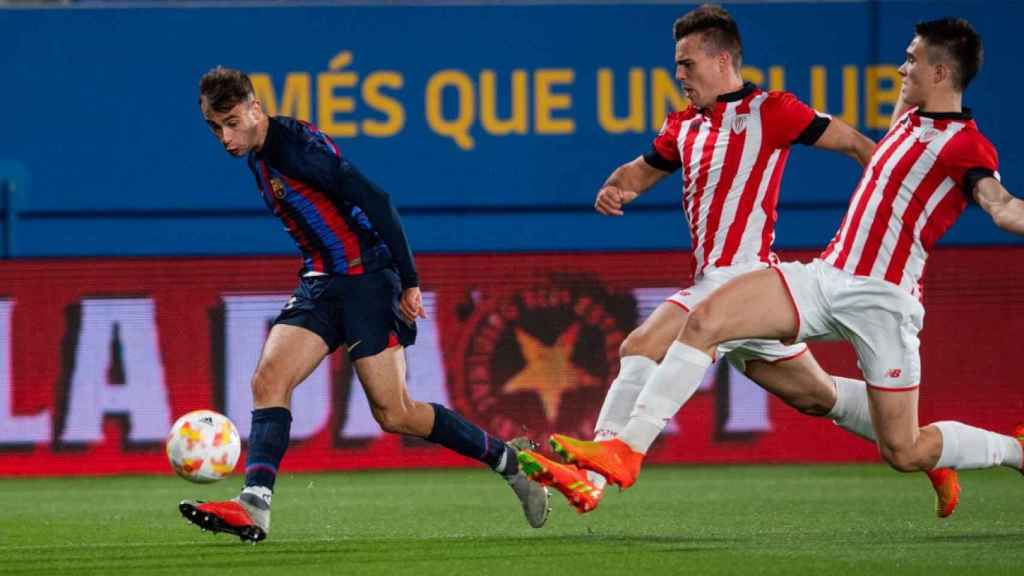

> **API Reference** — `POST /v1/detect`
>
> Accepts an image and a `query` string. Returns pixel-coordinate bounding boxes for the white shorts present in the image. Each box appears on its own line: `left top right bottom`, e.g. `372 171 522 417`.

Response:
774 259 924 390
667 262 808 371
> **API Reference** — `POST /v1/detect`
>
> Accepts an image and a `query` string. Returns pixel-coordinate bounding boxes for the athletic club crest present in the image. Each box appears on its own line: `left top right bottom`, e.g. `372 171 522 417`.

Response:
446 275 637 441
918 128 940 143
731 114 750 134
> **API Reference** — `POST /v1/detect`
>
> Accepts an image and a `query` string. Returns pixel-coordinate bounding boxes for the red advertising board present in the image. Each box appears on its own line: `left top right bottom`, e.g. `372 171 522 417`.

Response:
0 248 1021 476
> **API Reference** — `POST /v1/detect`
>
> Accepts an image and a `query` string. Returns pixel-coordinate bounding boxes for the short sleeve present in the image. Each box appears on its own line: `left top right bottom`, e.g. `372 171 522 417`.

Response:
761 91 828 148
942 129 1000 201
644 114 684 173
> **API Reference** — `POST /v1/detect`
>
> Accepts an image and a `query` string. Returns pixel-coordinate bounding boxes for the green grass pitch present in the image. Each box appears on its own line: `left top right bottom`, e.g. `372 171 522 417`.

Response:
1 464 1021 575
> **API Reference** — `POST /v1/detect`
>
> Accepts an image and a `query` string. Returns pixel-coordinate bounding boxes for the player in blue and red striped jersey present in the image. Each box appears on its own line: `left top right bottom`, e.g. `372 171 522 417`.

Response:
179 67 549 543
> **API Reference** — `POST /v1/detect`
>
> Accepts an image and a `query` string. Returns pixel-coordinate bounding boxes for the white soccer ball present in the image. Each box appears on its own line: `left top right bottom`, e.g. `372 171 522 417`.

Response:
166 410 241 483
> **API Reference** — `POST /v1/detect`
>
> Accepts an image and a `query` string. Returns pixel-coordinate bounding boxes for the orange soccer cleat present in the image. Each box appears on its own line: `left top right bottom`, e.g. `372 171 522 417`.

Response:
549 434 643 490
517 449 603 514
179 495 270 543
926 468 960 519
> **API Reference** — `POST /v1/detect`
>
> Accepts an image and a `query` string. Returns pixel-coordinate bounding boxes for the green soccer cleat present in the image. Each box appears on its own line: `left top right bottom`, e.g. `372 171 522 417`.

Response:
518 448 603 514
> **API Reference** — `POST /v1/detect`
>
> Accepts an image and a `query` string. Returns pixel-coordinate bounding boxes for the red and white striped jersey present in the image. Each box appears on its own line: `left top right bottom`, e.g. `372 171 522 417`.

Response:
821 108 999 298
646 82 828 279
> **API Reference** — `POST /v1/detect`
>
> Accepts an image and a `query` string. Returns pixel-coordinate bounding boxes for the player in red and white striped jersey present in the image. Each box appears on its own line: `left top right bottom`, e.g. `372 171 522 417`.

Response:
520 5 963 517
648 84 830 277
820 96 999 299
556 18 1024 507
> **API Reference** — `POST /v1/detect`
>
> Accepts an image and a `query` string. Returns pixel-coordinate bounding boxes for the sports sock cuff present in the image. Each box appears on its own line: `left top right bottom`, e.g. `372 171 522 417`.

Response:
827 376 865 419
1004 436 1024 469
620 341 711 453
498 444 519 477
426 403 510 472
594 355 657 439
241 485 274 507
932 420 1015 470
827 376 876 442
619 355 657 378
245 407 293 491
252 406 293 423
934 421 959 469
666 341 713 368
826 378 844 419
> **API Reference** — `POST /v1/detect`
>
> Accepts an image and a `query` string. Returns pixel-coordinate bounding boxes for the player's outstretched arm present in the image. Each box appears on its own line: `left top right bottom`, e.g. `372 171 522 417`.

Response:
975 177 1024 235
811 117 876 166
595 156 671 216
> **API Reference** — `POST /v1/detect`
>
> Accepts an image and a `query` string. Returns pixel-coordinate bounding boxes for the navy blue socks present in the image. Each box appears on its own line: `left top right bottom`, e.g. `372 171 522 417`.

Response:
244 407 293 491
426 403 518 476
244 403 516 494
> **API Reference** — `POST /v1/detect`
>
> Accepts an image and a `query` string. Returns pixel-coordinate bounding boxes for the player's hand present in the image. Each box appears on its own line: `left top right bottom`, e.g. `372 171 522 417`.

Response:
399 287 428 324
594 186 639 216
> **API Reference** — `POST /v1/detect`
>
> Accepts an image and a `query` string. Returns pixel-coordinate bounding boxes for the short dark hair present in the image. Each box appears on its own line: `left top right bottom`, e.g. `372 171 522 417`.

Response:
914 18 983 91
673 4 743 69
198 66 254 113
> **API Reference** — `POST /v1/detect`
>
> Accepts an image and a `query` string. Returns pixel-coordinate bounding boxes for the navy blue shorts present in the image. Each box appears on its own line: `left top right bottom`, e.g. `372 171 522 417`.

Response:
273 268 416 360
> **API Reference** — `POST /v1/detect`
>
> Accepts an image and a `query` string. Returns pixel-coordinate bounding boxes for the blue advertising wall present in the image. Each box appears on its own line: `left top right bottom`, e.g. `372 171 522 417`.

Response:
1 1 1021 257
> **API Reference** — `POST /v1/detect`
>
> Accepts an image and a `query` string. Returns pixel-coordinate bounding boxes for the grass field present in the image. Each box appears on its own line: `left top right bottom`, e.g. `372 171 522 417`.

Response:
1 464 1022 575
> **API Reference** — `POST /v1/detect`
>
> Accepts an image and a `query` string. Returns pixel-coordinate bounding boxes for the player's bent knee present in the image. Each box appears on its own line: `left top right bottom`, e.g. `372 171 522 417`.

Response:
803 404 832 418
374 406 415 435
250 366 290 405
790 397 831 418
619 329 657 359
618 333 640 358
682 304 721 347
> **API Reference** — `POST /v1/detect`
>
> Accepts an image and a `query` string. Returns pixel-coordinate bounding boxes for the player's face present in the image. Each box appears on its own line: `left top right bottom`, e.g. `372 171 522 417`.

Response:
898 36 932 107
202 98 264 157
675 34 729 109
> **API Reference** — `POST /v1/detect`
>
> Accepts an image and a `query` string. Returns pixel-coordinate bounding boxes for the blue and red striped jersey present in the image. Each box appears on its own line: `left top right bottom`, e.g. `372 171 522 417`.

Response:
247 117 418 287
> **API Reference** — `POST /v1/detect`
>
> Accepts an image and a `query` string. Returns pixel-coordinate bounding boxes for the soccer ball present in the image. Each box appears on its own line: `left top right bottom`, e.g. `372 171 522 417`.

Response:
166 410 241 483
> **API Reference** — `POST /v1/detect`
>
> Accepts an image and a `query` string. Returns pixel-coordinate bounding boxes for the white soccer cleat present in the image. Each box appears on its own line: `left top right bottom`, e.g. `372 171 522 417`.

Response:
506 437 551 528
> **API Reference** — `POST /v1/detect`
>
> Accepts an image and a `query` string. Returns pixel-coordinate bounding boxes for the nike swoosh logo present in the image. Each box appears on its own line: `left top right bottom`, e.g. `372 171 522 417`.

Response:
346 340 362 352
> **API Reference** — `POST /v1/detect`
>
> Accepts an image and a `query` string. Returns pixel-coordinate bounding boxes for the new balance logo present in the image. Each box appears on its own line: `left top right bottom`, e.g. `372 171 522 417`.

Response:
886 368 902 379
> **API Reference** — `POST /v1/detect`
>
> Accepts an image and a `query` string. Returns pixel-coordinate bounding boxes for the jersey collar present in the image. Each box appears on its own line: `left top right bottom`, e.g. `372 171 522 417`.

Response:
253 116 283 159
717 81 757 103
916 108 972 121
